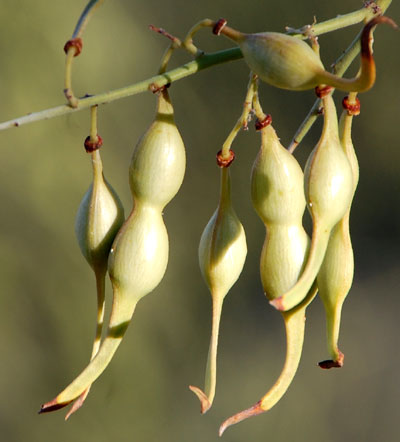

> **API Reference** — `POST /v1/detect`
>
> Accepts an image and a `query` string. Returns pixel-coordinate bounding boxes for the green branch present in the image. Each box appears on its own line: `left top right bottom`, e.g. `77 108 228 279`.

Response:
0 0 391 132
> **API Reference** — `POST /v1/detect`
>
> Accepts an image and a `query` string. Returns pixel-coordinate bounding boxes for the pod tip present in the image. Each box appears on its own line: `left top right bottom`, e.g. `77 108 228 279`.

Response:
219 401 264 436
189 385 211 414
39 397 72 414
318 351 344 369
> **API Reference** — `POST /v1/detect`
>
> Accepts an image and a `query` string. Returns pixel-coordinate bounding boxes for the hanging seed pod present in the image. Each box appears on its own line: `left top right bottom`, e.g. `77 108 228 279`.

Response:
65 147 125 419
40 89 186 413
217 16 396 92
317 94 359 369
220 124 317 435
189 166 247 414
271 94 353 312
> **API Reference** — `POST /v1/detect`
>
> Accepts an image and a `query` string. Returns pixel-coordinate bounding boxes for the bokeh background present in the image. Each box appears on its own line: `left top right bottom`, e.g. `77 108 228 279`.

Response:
0 1 399 441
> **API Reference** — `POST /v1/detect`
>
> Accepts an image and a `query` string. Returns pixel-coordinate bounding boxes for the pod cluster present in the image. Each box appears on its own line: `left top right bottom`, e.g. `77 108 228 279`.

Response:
38 11 395 436
219 95 361 435
40 89 186 416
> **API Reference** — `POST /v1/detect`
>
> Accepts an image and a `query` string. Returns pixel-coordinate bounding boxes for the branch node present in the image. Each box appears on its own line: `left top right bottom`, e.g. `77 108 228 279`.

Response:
216 149 235 168
84 135 103 153
63 38 83 56
342 95 361 115
213 19 227 36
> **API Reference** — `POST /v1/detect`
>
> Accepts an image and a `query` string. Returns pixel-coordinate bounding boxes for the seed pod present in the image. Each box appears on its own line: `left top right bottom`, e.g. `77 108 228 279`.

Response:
40 89 186 413
75 149 125 275
271 94 353 312
218 16 395 92
219 124 317 435
64 148 125 419
189 167 247 414
317 95 359 368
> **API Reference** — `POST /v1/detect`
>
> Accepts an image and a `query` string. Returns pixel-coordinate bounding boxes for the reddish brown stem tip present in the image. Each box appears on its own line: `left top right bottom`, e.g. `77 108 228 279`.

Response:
362 16 398 58
148 25 179 43
188 385 211 414
219 401 264 437
319 351 344 369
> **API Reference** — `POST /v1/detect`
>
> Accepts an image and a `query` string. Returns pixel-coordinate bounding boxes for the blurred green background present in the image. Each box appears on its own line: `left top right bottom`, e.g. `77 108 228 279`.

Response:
0 1 399 441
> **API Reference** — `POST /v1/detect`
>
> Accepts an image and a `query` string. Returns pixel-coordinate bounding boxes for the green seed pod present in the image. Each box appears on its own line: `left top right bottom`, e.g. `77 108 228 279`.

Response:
271 94 353 312
220 124 317 435
218 16 395 92
65 148 124 420
190 167 247 414
129 91 186 208
40 89 186 413
251 124 310 297
317 96 359 369
75 150 125 275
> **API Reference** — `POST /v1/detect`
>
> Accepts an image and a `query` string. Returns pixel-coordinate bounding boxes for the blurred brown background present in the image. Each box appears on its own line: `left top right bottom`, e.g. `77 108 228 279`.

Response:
0 1 399 441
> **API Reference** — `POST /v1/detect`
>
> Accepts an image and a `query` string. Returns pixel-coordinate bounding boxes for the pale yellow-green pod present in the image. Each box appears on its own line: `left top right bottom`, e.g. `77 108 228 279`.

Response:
271 94 353 313
190 167 247 414
64 148 124 420
40 89 186 414
218 17 397 92
251 124 310 299
75 150 125 275
317 97 359 369
220 124 317 435
129 90 186 209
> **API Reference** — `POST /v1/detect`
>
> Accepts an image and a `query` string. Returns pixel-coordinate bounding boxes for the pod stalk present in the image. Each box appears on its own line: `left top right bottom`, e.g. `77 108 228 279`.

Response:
220 285 317 436
40 293 137 412
189 295 224 414
64 270 106 420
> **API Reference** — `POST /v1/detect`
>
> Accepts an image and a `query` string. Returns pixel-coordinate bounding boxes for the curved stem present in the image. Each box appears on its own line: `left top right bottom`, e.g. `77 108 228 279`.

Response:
220 73 257 159
182 19 215 56
0 47 242 132
0 0 392 132
288 0 393 152
64 48 80 108
72 0 105 39
65 0 105 107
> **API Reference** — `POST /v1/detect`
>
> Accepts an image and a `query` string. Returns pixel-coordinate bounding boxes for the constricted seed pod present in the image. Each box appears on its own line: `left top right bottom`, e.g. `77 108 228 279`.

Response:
189 167 247 414
65 148 125 419
220 124 317 435
317 95 359 369
271 94 353 312
218 16 395 92
40 89 186 413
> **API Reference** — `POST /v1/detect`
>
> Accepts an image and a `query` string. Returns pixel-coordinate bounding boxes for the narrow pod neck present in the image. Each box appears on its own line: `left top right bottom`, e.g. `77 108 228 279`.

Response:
156 89 174 117
218 167 232 209
218 25 246 43
321 94 339 144
91 149 104 181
